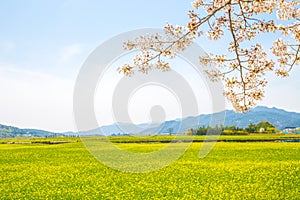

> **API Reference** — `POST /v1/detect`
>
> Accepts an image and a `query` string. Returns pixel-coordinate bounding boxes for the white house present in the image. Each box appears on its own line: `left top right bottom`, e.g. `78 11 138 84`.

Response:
283 127 300 134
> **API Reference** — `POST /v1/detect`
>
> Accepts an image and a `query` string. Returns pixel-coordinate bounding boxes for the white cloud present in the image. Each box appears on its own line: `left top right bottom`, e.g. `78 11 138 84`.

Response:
94 56 219 126
261 67 300 113
0 66 75 132
0 40 15 53
59 44 82 63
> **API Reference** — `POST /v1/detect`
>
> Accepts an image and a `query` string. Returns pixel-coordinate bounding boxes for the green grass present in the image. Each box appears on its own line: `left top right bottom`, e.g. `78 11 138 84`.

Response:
107 134 300 143
0 137 299 199
0 136 79 143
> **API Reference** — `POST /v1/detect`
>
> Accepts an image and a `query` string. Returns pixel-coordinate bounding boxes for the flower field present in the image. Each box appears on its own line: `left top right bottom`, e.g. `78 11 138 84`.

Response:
0 138 299 199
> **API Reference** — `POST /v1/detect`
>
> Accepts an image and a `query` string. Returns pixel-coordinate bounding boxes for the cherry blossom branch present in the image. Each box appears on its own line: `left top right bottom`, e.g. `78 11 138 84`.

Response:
118 0 300 112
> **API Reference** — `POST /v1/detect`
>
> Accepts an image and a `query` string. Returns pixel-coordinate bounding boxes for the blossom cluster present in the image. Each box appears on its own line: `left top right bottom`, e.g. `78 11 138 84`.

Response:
117 25 197 75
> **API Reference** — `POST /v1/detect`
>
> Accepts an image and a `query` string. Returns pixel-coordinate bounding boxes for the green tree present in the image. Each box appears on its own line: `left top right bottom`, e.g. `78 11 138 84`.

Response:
256 121 277 133
186 129 193 136
245 123 257 133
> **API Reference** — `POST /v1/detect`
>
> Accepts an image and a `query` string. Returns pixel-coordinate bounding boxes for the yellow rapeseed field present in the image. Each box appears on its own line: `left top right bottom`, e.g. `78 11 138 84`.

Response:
0 137 299 199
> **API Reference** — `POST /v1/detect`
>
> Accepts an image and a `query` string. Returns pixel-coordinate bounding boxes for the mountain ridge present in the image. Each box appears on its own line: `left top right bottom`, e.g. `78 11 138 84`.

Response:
1 106 300 138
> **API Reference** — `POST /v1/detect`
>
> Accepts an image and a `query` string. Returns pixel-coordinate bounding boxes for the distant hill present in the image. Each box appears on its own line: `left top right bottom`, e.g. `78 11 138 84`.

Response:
1 106 300 138
223 106 300 130
79 106 300 135
0 124 69 138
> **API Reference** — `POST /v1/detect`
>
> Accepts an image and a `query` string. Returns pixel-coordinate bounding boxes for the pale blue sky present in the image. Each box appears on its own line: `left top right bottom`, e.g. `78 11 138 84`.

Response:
0 0 299 132
0 0 191 77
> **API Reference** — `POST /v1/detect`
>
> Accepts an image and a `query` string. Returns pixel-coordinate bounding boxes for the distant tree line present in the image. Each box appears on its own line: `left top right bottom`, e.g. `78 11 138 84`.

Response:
186 121 279 136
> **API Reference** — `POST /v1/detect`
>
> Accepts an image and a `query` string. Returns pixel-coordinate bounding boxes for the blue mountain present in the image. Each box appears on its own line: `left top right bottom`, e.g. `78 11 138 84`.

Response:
1 106 300 137
85 106 300 135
